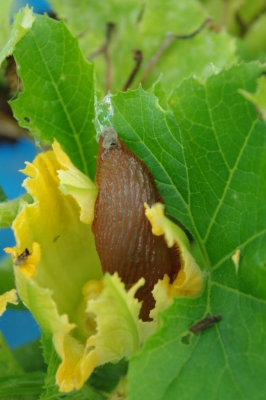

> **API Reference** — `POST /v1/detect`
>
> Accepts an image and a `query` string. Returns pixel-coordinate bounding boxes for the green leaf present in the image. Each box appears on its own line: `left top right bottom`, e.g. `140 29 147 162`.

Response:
141 0 206 36
168 62 266 269
0 257 27 311
128 284 266 400
0 5 35 67
0 332 23 376
88 359 128 394
0 193 33 228
198 0 266 36
39 331 62 399
0 186 7 202
0 256 15 295
12 340 46 373
138 0 236 89
48 0 140 38
48 0 142 94
47 0 236 93
0 0 12 50
238 13 266 61
11 14 97 179
0 372 45 399
240 74 266 120
99 62 266 399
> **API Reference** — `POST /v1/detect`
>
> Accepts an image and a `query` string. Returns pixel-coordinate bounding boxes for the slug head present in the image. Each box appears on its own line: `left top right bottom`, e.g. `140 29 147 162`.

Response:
101 127 121 149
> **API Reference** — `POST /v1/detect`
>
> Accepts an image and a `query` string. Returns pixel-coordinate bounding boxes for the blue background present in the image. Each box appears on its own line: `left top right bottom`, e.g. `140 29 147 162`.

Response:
0 0 51 348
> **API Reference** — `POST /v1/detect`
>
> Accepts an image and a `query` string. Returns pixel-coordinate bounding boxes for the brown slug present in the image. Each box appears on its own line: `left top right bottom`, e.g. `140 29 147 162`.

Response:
91 127 180 320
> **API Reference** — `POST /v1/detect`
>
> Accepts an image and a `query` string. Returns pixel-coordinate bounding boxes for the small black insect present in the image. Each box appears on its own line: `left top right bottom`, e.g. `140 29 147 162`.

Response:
189 314 222 334
15 248 31 266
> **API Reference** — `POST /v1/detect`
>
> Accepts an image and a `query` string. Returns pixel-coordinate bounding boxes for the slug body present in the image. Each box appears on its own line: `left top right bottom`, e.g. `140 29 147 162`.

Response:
92 128 180 320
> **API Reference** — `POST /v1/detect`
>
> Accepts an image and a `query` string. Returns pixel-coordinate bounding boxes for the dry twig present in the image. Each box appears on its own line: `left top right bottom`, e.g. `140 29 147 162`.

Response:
140 17 213 84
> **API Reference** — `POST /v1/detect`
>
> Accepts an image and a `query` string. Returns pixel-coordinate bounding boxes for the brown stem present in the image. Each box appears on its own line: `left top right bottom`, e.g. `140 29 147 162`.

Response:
140 17 213 84
104 46 112 93
136 2 146 24
88 22 115 60
221 0 230 28
235 11 248 37
88 22 115 93
235 5 266 38
123 50 143 91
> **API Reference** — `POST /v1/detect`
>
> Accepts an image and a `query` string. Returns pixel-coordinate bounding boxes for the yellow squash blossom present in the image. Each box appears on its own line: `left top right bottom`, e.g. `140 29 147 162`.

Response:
3 140 203 392
0 289 17 316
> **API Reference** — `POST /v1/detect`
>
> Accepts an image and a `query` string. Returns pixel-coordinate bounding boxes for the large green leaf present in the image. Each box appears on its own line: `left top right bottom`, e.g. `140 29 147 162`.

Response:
97 62 266 400
169 62 266 273
128 285 266 400
11 14 97 179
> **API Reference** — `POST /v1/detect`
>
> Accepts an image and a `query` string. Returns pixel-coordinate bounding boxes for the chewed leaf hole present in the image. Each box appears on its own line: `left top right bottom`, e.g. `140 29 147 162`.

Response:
181 333 191 345
24 116 31 123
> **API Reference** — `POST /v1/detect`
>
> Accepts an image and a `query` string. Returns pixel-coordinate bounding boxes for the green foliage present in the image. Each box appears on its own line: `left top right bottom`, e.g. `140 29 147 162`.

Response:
12 340 46 373
0 257 16 302
0 0 13 49
240 74 266 120
97 64 266 399
1 1 266 399
0 332 23 376
0 4 35 66
0 372 46 400
200 0 266 61
39 331 62 399
48 0 236 92
88 359 128 394
128 286 266 400
0 333 45 400
0 193 33 228
0 186 7 202
11 15 97 179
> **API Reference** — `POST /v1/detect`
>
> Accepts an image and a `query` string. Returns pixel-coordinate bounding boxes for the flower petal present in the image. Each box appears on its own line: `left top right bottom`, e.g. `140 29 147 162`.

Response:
5 242 41 278
144 202 189 248
55 273 145 389
14 267 82 393
53 140 98 224
0 289 17 316
144 203 204 318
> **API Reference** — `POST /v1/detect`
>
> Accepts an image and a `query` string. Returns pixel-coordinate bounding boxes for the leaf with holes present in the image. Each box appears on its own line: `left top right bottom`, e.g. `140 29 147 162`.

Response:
97 62 266 400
